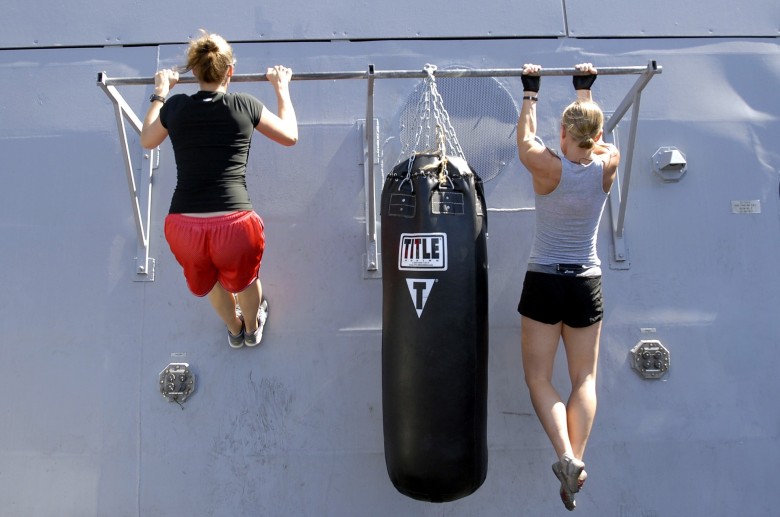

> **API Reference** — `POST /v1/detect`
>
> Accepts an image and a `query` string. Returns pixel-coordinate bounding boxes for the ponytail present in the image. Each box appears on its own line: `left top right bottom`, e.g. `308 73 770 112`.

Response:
561 100 603 150
182 30 234 84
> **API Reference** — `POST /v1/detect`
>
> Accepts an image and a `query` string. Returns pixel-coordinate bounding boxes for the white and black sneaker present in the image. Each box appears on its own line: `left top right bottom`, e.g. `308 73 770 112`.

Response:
244 298 268 347
227 303 245 349
552 453 586 511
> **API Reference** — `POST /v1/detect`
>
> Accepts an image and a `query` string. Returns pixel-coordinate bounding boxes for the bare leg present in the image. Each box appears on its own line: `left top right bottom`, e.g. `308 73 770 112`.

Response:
561 322 601 460
236 278 263 333
207 283 242 335
521 316 574 460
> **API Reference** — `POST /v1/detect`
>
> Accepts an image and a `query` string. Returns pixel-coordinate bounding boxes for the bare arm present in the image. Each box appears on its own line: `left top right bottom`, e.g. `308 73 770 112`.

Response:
576 89 593 102
594 139 621 192
517 64 560 190
572 62 621 191
516 88 545 168
256 65 298 146
140 69 178 149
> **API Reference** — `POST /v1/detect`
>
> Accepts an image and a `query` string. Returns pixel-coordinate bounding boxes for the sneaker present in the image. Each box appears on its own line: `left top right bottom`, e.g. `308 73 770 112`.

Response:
578 469 587 490
552 454 586 511
228 303 245 349
557 483 576 511
244 298 268 347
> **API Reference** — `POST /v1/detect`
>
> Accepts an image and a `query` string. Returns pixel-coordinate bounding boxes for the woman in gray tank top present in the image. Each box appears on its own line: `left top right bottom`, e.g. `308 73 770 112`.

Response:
516 63 621 511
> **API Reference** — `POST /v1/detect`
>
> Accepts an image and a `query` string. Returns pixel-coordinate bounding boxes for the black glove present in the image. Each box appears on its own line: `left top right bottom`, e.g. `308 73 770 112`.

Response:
573 73 597 91
521 74 540 93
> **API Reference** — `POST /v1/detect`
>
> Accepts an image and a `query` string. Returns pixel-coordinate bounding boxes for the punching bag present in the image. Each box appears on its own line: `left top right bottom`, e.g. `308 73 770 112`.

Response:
381 152 489 502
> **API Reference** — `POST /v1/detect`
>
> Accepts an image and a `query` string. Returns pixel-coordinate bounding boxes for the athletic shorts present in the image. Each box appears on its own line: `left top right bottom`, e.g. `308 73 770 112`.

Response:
518 270 603 328
164 211 265 297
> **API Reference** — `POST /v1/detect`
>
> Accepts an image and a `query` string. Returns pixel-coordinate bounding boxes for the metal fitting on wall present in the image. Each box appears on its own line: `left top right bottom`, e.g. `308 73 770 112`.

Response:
159 363 195 403
631 340 671 379
652 146 687 182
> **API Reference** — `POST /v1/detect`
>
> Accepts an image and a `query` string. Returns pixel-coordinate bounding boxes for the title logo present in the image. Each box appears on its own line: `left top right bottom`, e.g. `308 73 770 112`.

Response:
398 233 447 271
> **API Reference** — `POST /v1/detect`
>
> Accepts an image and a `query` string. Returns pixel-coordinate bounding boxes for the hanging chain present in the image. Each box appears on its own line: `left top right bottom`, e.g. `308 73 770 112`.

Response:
402 64 466 175
428 69 465 160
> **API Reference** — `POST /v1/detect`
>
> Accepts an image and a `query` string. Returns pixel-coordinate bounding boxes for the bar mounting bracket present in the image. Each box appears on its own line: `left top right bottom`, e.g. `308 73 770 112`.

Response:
97 61 660 277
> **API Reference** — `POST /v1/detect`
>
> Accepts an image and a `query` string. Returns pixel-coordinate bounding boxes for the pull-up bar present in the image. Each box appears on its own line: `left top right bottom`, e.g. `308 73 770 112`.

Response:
98 60 660 279
99 64 657 86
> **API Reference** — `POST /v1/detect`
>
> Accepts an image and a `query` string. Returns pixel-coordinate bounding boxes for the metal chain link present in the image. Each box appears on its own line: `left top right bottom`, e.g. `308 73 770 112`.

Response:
401 64 466 174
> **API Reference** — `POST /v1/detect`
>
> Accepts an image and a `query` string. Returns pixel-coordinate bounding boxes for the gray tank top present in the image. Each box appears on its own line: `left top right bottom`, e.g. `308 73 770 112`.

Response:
528 155 609 271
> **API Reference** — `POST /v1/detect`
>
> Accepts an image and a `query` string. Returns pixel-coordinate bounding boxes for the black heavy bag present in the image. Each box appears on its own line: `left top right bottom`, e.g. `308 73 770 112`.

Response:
381 152 489 502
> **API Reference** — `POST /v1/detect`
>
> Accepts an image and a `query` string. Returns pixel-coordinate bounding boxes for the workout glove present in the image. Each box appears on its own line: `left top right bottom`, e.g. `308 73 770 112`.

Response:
521 74 540 93
573 73 597 90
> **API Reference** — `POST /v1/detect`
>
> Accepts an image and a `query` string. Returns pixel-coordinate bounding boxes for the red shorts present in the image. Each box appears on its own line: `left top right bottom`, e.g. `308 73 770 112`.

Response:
164 211 265 297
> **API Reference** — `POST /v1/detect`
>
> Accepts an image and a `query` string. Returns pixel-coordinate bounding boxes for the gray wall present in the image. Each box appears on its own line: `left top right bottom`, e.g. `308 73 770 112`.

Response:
4 0 778 47
0 2 778 516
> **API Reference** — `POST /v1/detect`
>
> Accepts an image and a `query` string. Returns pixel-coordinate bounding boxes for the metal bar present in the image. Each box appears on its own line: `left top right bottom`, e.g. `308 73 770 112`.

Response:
616 93 642 238
143 149 155 245
98 63 662 277
605 85 643 269
114 102 148 248
99 64 660 86
363 65 379 274
98 72 154 279
604 61 658 133
97 74 143 133
605 129 629 268
606 128 621 226
136 148 156 279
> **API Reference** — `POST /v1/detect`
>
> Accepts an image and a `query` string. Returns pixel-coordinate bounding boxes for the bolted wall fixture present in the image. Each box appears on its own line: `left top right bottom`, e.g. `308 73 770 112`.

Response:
159 363 196 404
652 146 687 182
630 340 671 379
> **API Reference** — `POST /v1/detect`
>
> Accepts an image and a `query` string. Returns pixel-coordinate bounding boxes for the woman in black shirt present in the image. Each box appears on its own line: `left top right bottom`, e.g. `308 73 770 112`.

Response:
141 31 297 348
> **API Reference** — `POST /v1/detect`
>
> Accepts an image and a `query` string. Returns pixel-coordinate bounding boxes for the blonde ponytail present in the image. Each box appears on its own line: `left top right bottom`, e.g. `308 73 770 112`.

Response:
561 100 603 150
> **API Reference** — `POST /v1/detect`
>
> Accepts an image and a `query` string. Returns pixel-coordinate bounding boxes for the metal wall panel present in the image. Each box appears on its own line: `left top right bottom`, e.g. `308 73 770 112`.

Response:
0 35 779 516
4 0 778 48
566 0 780 37
0 45 160 516
1 0 563 49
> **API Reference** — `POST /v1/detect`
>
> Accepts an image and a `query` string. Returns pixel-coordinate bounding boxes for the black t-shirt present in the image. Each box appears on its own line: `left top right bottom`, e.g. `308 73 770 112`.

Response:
160 91 264 213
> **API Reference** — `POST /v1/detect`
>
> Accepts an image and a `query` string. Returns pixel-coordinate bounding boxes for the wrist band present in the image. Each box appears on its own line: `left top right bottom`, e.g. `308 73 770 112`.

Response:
522 95 538 102
149 94 166 104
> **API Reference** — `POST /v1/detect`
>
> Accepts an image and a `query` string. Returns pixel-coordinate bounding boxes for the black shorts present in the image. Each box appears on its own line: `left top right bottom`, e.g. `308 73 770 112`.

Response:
518 270 603 328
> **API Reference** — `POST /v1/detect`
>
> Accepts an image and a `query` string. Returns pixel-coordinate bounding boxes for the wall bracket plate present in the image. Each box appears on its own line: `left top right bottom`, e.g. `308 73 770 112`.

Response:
159 363 195 403
630 340 670 379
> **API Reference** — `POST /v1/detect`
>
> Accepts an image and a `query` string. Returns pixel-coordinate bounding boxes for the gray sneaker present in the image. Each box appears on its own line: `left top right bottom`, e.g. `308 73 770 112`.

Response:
552 454 586 511
228 304 245 349
244 298 268 347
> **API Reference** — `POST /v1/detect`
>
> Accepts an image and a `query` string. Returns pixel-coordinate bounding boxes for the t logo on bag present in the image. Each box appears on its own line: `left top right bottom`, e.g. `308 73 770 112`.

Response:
406 278 435 318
